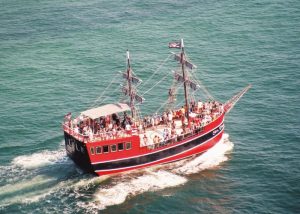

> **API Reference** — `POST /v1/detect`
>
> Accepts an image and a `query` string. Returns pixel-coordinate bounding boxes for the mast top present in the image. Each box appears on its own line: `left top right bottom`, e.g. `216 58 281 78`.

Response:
127 50 130 60
181 39 184 49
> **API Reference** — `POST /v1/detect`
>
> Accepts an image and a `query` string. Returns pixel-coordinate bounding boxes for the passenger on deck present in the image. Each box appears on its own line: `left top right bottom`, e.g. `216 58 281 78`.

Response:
163 112 168 124
151 116 155 129
89 127 94 139
181 106 185 117
143 135 148 146
74 126 79 134
167 111 173 126
112 113 120 126
190 100 196 112
172 120 176 130
143 117 147 128
125 123 131 134
73 118 78 129
163 128 168 140
154 114 160 126
197 100 203 112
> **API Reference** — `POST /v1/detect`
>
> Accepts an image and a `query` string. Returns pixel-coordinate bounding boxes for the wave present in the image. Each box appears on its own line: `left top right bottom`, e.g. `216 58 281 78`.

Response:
11 148 68 170
78 170 187 211
0 134 234 211
78 133 234 211
0 175 56 207
174 133 233 175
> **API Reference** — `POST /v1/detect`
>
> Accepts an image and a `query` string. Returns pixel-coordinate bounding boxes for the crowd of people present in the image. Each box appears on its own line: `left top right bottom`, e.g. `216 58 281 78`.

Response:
141 100 223 149
64 100 224 145
65 112 135 140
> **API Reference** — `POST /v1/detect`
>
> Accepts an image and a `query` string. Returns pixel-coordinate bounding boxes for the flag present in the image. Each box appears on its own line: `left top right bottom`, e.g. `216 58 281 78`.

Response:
64 112 72 120
168 41 181 49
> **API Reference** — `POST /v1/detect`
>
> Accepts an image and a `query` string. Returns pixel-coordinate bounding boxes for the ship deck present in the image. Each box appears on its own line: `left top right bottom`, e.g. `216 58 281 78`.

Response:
63 101 224 148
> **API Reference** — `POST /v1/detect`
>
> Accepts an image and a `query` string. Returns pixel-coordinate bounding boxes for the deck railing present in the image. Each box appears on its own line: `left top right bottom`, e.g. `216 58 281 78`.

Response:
62 123 135 143
140 126 205 151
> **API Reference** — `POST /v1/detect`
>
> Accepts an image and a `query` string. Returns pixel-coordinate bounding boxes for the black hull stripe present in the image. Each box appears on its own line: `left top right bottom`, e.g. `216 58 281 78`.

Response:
93 124 223 171
96 129 223 173
92 119 225 165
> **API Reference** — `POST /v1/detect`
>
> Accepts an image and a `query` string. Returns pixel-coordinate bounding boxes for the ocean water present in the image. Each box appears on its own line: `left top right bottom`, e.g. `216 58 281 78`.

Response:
0 0 299 213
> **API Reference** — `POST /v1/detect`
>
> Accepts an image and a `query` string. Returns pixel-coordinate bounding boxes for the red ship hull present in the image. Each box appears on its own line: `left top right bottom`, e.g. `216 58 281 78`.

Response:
63 113 225 176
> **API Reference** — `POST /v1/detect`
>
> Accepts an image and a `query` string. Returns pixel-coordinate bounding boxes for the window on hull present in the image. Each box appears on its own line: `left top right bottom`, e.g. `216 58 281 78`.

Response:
96 146 102 154
118 143 124 151
90 147 95 155
111 145 117 152
125 142 132 150
103 145 109 153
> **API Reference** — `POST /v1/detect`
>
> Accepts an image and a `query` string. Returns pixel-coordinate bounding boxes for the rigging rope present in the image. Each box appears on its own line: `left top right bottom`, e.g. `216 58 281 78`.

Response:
189 70 214 100
141 71 173 96
154 81 185 114
93 82 122 107
155 99 170 114
89 74 121 108
180 49 214 100
137 54 172 90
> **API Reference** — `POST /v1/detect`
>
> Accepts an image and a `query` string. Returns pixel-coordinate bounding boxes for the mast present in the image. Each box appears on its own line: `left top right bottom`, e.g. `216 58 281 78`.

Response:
180 39 190 126
126 50 135 118
121 50 144 120
170 39 198 127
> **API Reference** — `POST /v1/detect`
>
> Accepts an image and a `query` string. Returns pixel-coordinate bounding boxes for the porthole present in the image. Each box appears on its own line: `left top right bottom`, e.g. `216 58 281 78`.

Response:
125 142 132 150
118 143 124 151
96 146 102 154
103 145 109 153
111 145 117 152
90 147 95 155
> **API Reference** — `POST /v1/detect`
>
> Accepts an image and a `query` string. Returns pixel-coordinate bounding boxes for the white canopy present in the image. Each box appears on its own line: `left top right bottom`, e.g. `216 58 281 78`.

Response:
81 103 130 120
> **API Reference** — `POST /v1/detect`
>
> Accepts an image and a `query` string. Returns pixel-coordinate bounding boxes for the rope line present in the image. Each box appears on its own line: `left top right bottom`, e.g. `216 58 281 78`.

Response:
138 54 172 90
94 83 122 106
189 70 214 100
89 74 121 108
141 71 173 96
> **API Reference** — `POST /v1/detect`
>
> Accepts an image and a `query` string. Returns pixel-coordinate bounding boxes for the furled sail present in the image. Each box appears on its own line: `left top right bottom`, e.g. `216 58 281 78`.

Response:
174 72 199 91
122 71 141 84
173 53 197 70
122 86 145 103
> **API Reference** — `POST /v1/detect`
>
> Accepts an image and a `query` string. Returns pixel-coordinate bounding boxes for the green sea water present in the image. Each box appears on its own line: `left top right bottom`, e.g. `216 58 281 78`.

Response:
0 0 299 213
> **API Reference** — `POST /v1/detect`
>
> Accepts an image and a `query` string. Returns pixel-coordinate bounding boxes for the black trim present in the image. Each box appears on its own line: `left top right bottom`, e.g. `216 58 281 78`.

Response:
64 132 95 174
93 124 223 171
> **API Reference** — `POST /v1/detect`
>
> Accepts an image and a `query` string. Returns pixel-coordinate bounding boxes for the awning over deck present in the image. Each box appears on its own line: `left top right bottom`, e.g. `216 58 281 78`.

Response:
81 103 130 120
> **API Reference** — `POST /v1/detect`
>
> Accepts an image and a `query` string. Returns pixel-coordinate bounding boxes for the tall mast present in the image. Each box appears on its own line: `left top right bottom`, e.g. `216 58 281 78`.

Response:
126 50 135 118
180 39 190 126
170 39 198 126
121 50 144 119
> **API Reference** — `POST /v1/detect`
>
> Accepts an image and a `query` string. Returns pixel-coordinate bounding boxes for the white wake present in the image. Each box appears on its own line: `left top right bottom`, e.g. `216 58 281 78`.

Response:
78 170 187 211
0 134 234 211
11 148 68 169
78 133 234 211
174 133 233 174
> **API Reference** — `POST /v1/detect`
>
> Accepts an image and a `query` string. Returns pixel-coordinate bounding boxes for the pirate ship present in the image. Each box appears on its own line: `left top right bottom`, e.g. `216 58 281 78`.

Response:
62 39 251 176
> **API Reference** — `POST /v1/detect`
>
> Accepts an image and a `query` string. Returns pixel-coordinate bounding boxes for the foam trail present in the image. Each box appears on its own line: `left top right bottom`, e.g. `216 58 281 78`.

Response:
79 133 233 211
0 175 58 207
0 175 54 197
80 170 187 210
11 148 68 169
0 187 54 207
0 175 89 208
174 133 234 175
72 175 111 192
